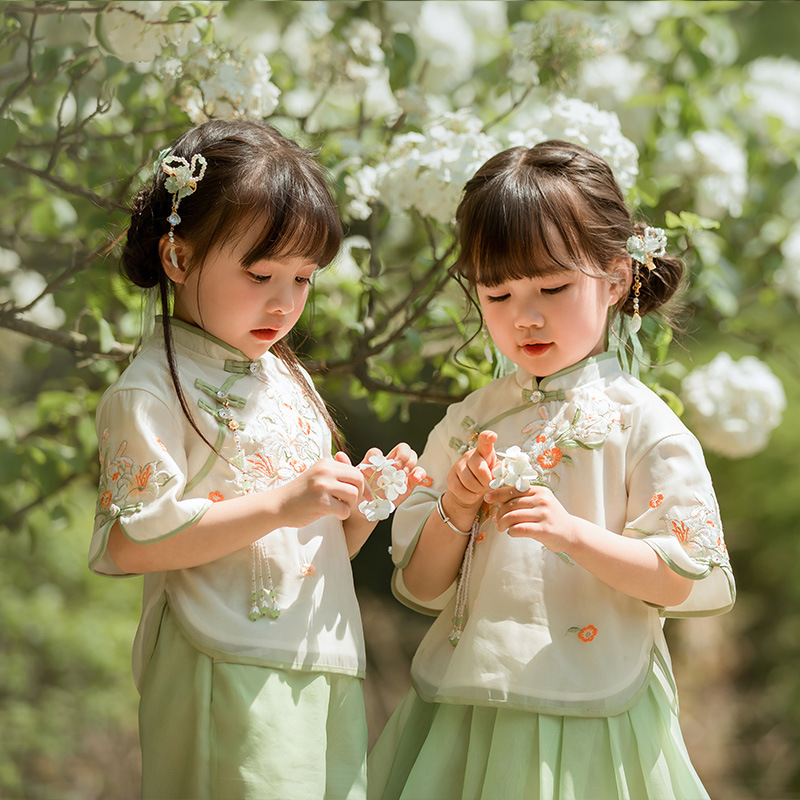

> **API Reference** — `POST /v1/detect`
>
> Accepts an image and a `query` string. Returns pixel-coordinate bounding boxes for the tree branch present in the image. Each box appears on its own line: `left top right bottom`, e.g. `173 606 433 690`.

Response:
2 157 127 213
0 310 133 360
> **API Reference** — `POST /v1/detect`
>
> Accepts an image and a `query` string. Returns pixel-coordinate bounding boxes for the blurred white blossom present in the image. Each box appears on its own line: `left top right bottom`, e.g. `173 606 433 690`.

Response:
578 53 648 106
775 222 800 309
163 51 280 122
413 2 477 92
0 247 21 274
347 109 501 223
0 269 66 329
98 1 202 62
682 353 786 459
743 57 800 138
671 130 748 219
507 96 639 192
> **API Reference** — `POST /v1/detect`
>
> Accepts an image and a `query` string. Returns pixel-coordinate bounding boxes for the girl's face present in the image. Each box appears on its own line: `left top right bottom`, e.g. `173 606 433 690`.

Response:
167 225 317 360
476 267 626 379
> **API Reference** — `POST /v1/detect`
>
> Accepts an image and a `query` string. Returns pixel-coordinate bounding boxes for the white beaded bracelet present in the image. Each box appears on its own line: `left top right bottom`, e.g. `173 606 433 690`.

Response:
436 494 472 536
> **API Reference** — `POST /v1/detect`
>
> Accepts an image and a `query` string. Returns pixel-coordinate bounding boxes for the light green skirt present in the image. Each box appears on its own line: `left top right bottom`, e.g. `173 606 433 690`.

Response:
367 675 709 800
138 603 367 800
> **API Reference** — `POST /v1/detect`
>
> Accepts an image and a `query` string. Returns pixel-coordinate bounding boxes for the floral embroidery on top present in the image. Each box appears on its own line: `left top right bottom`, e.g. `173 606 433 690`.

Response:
661 494 728 567
233 376 323 494
491 395 623 490
567 624 598 643
649 492 664 508
95 431 175 528
208 490 224 503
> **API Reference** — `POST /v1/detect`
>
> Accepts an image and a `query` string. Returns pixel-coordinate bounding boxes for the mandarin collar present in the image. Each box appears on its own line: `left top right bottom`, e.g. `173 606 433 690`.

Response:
153 316 269 372
514 351 621 394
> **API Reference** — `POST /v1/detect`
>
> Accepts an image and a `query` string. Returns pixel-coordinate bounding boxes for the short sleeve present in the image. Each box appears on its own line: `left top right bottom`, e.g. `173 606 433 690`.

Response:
390 422 458 614
624 432 735 617
89 388 212 576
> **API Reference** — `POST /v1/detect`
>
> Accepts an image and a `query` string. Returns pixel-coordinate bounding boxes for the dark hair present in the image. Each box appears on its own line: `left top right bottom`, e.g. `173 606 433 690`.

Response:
454 140 683 320
122 118 344 450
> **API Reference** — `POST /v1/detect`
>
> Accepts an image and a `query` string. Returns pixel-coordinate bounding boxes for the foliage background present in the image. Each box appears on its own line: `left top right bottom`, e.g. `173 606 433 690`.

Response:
1 1 799 798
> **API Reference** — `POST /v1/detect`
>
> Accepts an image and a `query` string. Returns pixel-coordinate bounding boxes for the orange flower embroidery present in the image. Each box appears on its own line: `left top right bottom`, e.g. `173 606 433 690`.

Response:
247 453 275 477
670 520 691 543
649 492 664 508
536 434 547 443
536 447 563 470
112 471 120 482
299 563 317 577
298 417 311 435
419 475 434 488
290 459 307 474
208 491 224 503
578 625 598 643
156 439 168 452
100 491 112 508
475 530 486 544
130 464 153 493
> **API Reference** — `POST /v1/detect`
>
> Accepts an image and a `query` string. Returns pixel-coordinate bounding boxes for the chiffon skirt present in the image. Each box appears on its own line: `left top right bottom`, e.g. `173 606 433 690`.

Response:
367 674 709 800
138 603 367 800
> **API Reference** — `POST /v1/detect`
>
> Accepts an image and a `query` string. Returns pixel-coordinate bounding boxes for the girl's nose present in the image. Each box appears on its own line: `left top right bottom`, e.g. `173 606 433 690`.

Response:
514 302 544 329
265 283 295 314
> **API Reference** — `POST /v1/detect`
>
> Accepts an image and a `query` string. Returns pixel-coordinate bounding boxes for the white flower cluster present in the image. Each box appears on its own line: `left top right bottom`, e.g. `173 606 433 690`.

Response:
0 249 66 329
489 446 538 492
775 222 800 309
681 352 786 459
162 51 280 123
671 130 748 218
98 1 202 63
358 454 409 522
346 109 501 223
507 97 639 192
743 57 800 139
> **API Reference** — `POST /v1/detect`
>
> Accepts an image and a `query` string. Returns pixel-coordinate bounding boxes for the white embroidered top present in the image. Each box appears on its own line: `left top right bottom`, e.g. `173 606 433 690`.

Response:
89 320 365 689
391 352 735 717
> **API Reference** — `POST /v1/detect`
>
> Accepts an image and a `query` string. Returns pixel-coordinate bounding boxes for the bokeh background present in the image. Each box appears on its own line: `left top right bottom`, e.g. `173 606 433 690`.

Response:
1 1 799 798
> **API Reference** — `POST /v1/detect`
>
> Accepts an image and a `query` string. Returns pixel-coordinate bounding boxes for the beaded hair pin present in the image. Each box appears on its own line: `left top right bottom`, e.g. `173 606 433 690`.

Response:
625 226 667 332
161 153 208 269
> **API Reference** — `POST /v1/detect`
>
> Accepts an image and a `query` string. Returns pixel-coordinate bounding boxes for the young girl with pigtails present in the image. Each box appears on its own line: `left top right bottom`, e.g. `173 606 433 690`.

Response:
89 118 427 800
367 140 735 800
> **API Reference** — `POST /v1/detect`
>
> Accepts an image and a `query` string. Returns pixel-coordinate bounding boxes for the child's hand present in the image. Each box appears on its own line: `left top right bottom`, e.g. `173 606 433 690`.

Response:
275 457 366 527
446 430 498 507
435 430 498 532
343 444 428 514
486 484 577 552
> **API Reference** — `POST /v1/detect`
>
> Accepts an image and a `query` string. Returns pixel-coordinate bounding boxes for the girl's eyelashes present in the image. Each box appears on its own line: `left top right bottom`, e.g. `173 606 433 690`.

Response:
485 293 510 303
542 283 569 295
245 273 314 285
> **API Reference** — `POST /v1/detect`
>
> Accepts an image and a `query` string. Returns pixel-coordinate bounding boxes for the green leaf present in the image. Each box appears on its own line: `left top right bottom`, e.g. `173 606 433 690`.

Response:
0 117 19 159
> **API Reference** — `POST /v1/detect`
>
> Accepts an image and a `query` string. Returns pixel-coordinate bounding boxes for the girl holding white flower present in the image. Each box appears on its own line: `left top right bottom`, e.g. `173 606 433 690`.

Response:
368 141 734 800
88 119 425 800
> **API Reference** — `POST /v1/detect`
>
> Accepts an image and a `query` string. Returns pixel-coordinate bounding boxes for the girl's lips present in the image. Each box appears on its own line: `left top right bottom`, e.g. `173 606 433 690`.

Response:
522 342 553 356
252 328 279 342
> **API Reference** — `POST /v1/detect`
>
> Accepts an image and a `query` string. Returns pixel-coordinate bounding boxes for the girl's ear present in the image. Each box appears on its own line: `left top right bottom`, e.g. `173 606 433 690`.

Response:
158 234 190 284
608 255 633 306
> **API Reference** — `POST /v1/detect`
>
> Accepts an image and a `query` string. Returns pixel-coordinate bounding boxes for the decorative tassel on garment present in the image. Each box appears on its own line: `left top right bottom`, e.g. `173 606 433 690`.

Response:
449 516 482 646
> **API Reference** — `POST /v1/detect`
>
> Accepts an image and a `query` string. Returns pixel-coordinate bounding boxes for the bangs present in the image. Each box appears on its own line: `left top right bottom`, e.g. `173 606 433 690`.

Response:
456 151 602 287
240 180 343 269
196 153 343 270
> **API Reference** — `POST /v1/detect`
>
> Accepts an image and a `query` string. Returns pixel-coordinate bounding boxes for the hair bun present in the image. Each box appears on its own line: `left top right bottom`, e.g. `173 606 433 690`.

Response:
121 187 163 288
